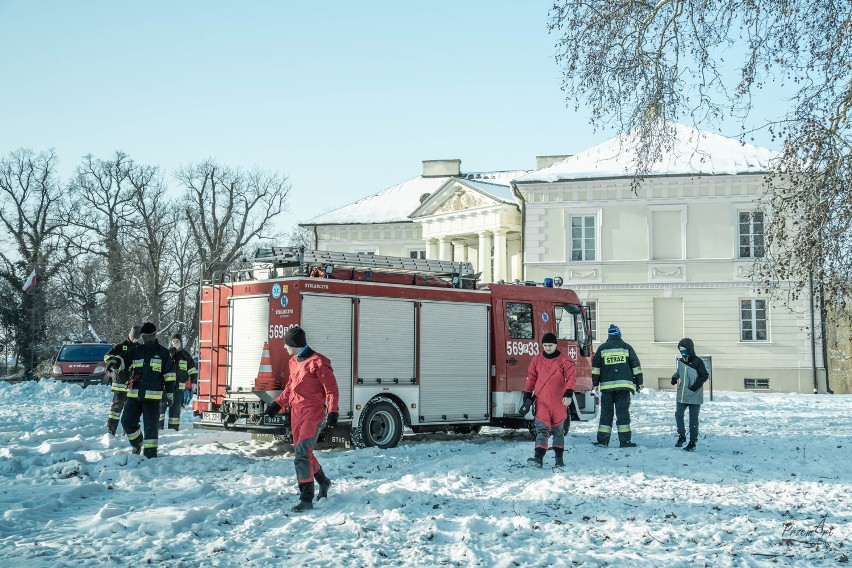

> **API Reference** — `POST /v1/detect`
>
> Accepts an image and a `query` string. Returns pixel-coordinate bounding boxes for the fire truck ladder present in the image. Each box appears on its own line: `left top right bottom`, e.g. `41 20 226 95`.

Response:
253 246 479 287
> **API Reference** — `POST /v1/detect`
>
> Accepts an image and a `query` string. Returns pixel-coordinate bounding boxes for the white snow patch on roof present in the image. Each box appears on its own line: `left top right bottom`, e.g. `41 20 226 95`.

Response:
515 123 779 183
305 170 530 225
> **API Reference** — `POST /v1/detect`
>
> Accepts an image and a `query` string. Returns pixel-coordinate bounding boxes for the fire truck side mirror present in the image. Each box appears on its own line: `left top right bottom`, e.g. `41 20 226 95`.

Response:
578 305 592 357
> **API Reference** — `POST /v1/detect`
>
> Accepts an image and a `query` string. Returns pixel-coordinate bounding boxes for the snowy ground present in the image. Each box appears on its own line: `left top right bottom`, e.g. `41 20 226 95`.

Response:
0 380 849 567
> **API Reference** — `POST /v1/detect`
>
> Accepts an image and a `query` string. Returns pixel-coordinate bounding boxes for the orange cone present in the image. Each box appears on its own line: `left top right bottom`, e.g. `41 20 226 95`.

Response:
254 342 276 391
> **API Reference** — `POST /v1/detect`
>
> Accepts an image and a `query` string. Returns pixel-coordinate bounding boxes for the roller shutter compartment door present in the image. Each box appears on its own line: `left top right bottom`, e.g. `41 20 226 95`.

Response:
228 295 270 392
357 298 415 384
301 294 354 417
419 302 489 422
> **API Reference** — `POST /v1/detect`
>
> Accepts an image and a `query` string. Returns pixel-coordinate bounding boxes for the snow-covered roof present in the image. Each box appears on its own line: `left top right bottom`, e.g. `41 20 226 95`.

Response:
515 123 779 183
304 169 530 226
304 176 451 225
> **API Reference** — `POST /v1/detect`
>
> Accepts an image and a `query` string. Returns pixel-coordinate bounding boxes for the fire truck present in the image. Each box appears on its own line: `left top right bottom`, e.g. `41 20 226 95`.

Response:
194 247 597 448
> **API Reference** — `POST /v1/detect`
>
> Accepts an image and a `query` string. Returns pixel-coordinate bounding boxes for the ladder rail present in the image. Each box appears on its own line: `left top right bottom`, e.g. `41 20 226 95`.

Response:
253 246 475 277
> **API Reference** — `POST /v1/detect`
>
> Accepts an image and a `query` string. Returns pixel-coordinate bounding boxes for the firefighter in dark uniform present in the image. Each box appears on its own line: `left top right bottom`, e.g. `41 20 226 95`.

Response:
592 324 643 448
161 333 197 430
104 325 141 436
106 322 175 458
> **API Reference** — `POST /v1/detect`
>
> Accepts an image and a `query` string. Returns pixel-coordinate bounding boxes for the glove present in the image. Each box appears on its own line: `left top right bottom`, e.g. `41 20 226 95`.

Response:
671 374 679 385
688 383 701 392
106 359 118 372
265 401 282 418
518 392 533 416
562 389 574 406
326 412 338 428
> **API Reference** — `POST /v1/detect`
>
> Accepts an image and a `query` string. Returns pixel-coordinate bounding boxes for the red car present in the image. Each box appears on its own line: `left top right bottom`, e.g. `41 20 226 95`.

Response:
51 341 113 386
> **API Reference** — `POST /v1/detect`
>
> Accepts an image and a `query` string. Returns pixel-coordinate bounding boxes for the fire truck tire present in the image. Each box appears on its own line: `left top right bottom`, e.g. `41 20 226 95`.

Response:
353 397 404 449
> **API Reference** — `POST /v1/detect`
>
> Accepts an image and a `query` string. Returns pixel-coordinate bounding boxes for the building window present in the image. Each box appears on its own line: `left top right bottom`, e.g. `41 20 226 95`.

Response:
583 301 597 341
507 302 533 339
355 250 376 256
740 299 768 341
409 250 426 260
744 378 770 390
738 211 765 258
570 215 596 261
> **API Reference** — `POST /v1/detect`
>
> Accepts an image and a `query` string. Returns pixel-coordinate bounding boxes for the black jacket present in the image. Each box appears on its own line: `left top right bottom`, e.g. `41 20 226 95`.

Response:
591 336 643 391
108 338 175 400
169 347 197 388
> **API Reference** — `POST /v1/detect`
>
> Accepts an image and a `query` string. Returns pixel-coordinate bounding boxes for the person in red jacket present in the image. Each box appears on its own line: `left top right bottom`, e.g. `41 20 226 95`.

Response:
265 325 339 512
519 332 577 468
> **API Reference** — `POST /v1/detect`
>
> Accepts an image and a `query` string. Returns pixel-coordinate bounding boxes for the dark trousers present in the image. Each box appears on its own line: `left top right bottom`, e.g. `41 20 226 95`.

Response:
121 397 161 458
107 390 127 434
676 402 700 443
159 390 182 430
597 390 632 444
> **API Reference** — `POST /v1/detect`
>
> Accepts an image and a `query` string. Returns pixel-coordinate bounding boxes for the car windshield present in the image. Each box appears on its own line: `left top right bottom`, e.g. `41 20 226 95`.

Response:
57 344 112 362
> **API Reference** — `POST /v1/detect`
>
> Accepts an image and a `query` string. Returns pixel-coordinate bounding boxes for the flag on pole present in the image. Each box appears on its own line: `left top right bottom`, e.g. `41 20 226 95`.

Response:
22 269 37 295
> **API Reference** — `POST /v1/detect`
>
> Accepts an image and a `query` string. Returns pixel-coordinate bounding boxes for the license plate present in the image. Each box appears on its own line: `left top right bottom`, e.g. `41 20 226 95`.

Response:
202 412 222 422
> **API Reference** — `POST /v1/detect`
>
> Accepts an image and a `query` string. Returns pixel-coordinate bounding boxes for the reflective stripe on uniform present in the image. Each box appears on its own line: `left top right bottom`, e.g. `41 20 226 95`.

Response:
632 367 643 375
592 367 601 376
599 380 637 391
108 411 121 421
144 390 163 400
600 348 629 365
111 384 128 393
179 361 188 370
188 368 198 376
127 429 142 442
168 418 180 426
131 359 144 369
598 425 612 433
143 440 158 449
618 425 631 433
164 372 176 383
127 389 140 398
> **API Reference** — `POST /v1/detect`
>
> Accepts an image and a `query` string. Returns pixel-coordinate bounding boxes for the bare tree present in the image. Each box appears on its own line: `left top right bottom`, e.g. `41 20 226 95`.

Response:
66 152 145 340
175 160 290 281
0 149 74 376
548 1 852 310
161 214 201 352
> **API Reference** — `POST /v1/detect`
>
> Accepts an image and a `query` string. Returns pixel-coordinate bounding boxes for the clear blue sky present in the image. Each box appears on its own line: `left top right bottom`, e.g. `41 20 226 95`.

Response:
0 1 782 232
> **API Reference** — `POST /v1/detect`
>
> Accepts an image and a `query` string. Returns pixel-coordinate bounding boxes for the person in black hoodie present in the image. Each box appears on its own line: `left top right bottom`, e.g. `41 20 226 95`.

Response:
671 338 710 451
106 322 175 458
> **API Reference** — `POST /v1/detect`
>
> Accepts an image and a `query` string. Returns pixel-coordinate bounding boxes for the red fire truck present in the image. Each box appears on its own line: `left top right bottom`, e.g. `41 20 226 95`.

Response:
194 247 597 448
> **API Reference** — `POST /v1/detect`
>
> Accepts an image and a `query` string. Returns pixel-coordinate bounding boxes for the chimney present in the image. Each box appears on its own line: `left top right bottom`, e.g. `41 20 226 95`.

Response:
536 155 571 170
422 159 461 177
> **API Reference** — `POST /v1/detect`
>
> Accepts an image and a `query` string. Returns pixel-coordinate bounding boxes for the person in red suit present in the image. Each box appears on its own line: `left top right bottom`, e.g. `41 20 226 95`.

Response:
265 325 339 512
519 332 577 468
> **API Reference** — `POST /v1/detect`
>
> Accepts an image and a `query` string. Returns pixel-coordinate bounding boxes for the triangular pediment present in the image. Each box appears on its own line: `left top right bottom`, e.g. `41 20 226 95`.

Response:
409 180 505 219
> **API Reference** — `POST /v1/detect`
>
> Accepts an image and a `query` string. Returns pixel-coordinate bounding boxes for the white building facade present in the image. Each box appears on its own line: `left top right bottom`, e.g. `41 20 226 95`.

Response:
302 127 828 394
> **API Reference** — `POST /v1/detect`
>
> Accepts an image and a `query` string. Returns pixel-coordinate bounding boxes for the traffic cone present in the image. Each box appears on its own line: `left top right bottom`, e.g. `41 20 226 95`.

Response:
254 342 276 391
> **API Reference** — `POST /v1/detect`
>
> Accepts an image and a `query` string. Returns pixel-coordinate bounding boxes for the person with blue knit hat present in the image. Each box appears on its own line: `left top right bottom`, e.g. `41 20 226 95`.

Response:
591 323 643 448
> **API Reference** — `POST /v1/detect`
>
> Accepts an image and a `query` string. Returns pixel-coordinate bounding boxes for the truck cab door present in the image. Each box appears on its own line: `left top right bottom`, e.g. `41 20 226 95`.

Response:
554 303 597 421
498 299 541 392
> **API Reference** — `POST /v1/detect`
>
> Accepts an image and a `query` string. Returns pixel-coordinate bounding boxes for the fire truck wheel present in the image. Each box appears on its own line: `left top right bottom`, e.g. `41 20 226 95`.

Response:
355 397 403 449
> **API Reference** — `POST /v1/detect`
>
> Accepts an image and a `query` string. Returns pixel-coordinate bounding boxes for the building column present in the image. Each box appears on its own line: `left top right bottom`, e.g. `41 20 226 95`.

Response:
425 238 438 260
438 237 452 261
477 231 493 282
452 240 467 263
493 229 507 282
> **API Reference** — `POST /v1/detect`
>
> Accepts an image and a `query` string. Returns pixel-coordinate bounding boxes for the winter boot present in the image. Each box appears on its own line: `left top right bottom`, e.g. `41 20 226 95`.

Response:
684 441 696 452
315 469 332 501
593 441 609 448
131 443 142 455
292 500 314 512
107 422 118 437
675 435 686 448
554 448 565 468
620 441 638 448
527 447 546 468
